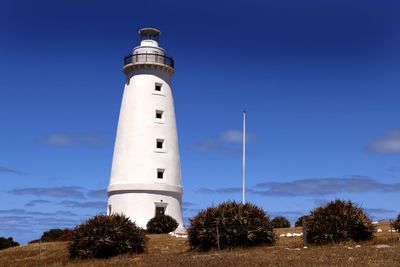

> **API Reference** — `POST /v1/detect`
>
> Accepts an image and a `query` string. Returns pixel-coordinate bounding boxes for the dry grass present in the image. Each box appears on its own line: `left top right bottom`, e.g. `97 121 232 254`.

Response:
0 222 399 267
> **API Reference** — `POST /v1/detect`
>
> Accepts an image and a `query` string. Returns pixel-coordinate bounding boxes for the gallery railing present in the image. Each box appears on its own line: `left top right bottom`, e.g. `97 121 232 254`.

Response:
124 53 174 68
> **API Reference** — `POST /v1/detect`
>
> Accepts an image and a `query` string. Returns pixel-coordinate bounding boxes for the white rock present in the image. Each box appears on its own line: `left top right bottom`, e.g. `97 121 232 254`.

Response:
303 246 308 249
285 247 301 251
372 221 379 224
355 245 361 248
286 233 293 237
388 229 397 233
377 229 382 232
373 244 391 249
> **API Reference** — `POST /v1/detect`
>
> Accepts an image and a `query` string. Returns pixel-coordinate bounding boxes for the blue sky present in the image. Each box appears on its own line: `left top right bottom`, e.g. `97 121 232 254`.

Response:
1 0 400 243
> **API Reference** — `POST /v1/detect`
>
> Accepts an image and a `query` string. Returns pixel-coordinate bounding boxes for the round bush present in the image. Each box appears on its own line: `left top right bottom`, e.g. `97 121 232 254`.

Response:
69 214 146 259
305 199 375 244
392 214 400 232
146 214 179 233
188 201 276 251
295 215 309 227
271 216 291 228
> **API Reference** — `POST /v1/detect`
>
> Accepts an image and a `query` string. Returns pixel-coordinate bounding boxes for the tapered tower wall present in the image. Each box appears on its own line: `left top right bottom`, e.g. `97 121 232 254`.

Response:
107 28 183 229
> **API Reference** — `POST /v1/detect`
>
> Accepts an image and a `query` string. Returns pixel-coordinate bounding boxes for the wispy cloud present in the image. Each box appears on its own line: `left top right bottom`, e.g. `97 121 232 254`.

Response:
364 208 396 215
182 201 196 207
253 176 400 196
189 139 242 155
0 166 25 175
0 209 78 217
366 129 400 154
59 200 106 209
0 209 54 216
87 189 107 199
196 176 400 197
24 200 51 207
196 187 247 194
189 129 256 155
9 186 86 199
39 132 104 146
55 210 78 216
386 166 400 174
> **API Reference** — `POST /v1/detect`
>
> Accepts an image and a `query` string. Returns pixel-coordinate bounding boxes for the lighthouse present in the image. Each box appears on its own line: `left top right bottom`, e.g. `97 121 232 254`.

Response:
107 28 183 230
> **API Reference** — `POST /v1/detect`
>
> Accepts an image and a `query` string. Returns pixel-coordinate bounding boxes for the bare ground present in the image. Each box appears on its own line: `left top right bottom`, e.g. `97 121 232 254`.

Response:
0 222 399 267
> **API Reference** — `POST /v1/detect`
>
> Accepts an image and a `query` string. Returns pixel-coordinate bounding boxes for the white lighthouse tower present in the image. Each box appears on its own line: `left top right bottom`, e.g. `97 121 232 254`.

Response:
107 28 183 229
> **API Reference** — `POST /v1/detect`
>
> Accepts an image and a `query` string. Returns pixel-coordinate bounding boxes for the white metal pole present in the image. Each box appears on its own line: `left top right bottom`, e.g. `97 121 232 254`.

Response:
242 111 246 204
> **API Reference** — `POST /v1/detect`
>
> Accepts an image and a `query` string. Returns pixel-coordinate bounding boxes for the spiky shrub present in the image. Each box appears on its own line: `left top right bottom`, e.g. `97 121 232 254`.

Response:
69 214 146 259
295 215 309 227
392 214 400 232
146 214 179 234
305 199 375 244
271 216 291 228
188 201 276 251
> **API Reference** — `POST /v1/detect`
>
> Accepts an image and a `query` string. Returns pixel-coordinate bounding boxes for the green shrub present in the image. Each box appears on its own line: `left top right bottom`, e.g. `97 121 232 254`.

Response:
146 214 178 234
305 199 375 244
271 216 291 228
188 201 276 251
295 215 309 227
0 237 19 250
69 214 146 259
41 228 73 242
392 214 400 232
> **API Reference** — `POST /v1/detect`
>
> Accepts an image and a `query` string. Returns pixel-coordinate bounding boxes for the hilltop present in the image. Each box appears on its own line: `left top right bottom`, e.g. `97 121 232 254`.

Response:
0 222 399 267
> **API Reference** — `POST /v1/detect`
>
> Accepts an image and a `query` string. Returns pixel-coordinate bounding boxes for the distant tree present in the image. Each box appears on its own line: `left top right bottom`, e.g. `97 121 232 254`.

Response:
392 214 400 232
40 228 73 242
295 215 310 227
271 216 291 228
0 237 19 250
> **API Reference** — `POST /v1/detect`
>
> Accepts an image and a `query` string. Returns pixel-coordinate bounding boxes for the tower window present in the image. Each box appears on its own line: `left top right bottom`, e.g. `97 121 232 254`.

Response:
155 83 162 92
157 168 165 179
156 139 164 149
155 110 163 119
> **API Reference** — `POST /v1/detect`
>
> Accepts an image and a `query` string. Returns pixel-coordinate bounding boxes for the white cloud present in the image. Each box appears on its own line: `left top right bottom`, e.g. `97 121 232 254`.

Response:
39 132 104 146
190 129 256 154
366 129 400 154
42 134 72 145
219 130 243 143
9 186 86 199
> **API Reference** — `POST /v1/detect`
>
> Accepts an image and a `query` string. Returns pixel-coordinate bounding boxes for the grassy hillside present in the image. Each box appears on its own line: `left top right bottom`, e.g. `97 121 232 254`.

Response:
0 222 399 267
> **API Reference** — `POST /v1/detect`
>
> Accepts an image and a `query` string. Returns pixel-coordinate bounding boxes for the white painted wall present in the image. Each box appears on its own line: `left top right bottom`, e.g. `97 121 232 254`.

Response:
108 191 183 228
108 30 183 229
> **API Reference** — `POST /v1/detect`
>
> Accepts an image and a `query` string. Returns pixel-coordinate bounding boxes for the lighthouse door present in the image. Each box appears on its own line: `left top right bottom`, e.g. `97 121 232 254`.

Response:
155 206 165 216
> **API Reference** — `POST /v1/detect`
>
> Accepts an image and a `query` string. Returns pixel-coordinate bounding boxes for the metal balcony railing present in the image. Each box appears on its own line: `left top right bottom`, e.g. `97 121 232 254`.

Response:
124 53 174 68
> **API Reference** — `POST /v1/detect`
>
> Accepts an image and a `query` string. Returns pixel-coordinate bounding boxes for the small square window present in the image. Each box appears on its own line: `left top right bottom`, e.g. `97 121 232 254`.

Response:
156 139 164 149
155 84 162 92
157 169 165 179
156 110 163 119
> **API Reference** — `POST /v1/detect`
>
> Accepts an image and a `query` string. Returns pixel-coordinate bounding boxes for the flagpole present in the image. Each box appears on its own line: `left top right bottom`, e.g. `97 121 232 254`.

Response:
242 111 246 204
